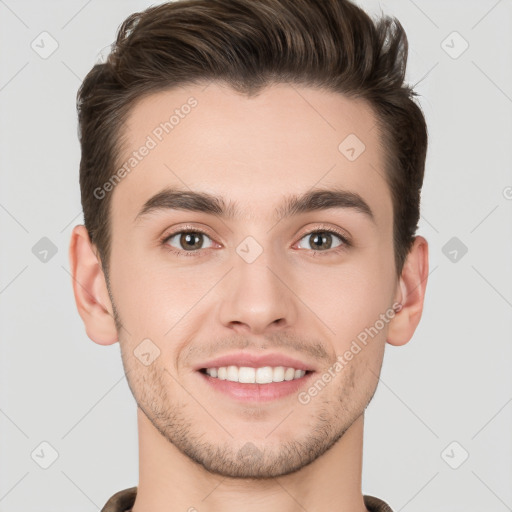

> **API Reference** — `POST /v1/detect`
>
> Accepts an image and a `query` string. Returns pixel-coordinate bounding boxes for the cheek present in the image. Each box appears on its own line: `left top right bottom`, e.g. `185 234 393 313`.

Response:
108 255 181 337
302 258 395 348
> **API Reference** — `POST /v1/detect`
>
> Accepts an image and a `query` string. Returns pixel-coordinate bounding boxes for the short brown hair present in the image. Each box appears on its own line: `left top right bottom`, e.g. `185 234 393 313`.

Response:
77 0 427 278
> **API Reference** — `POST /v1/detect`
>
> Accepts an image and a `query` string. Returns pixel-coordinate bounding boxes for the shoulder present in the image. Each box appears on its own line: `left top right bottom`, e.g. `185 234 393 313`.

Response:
363 494 394 512
101 487 138 512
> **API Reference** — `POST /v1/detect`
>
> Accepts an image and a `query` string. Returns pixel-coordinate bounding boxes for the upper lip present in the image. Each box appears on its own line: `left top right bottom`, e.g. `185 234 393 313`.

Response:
194 352 318 372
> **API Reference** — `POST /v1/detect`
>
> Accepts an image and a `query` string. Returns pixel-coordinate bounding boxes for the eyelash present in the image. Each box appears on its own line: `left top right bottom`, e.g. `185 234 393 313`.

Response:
160 225 352 258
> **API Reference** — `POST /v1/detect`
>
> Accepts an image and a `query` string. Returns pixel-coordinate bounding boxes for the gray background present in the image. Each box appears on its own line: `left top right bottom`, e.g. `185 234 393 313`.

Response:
0 0 511 510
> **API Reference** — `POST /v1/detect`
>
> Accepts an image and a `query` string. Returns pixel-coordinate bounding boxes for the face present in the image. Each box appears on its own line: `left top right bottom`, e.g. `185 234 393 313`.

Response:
106 82 399 478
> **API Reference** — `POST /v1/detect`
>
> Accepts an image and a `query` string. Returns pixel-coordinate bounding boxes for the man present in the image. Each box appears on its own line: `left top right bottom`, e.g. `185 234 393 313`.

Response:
69 0 429 510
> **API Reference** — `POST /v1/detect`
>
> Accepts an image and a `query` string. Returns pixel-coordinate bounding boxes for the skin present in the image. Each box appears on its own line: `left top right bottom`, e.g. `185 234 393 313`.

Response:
69 82 428 512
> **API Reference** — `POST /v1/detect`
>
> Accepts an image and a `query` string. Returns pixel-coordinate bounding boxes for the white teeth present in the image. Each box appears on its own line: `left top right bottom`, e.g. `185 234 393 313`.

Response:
227 365 238 381
256 366 273 384
284 367 296 381
238 366 255 383
205 365 307 383
273 366 285 382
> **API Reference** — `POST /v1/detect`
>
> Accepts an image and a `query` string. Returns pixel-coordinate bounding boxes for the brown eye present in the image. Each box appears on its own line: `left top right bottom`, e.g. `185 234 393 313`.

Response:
296 230 346 251
165 231 214 252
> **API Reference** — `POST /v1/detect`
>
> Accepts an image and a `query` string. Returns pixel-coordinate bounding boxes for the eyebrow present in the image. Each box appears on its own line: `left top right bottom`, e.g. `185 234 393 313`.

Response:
134 186 375 224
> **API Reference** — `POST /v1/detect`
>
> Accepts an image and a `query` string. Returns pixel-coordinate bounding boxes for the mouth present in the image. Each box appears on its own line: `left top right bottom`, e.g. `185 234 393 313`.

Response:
197 365 316 402
198 366 314 383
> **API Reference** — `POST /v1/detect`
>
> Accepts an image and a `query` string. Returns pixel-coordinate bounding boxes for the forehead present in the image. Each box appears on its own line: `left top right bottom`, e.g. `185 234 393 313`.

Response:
111 82 392 227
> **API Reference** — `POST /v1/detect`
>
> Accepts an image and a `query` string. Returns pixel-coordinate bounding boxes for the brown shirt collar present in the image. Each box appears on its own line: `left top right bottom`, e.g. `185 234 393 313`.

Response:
101 487 394 512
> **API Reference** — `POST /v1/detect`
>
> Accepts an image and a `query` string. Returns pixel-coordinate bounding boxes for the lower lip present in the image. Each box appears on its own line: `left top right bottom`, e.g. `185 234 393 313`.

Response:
197 370 315 402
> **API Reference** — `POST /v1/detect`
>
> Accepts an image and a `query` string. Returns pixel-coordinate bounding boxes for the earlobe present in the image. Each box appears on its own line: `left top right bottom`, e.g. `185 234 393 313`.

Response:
68 225 118 345
387 236 429 347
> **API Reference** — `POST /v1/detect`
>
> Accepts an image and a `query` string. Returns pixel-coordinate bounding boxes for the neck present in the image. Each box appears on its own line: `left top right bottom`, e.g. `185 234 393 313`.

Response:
132 409 368 512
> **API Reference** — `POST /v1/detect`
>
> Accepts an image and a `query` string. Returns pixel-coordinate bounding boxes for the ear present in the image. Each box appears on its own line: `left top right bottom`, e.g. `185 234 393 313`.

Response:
68 225 118 345
387 235 429 346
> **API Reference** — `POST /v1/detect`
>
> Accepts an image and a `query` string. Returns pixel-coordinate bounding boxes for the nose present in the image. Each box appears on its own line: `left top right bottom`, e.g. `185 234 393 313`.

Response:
217 247 299 335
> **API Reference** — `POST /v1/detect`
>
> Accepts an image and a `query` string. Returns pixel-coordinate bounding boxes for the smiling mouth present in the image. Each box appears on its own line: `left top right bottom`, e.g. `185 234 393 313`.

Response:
199 366 314 384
